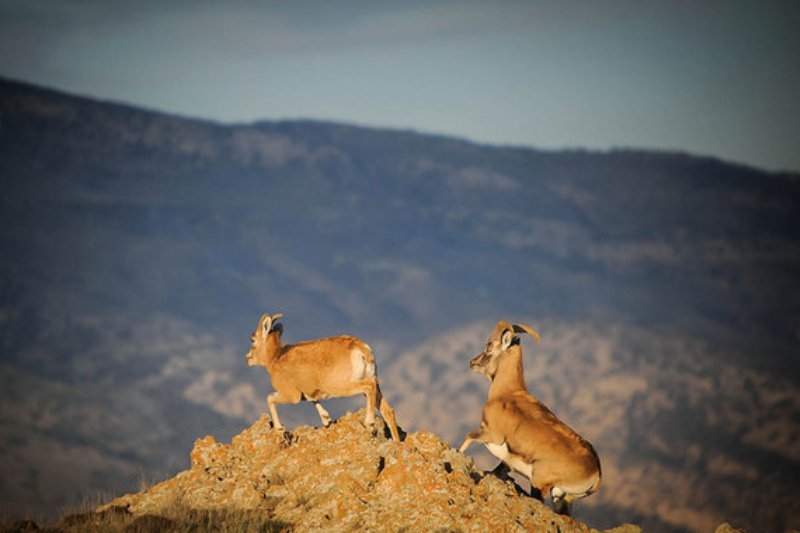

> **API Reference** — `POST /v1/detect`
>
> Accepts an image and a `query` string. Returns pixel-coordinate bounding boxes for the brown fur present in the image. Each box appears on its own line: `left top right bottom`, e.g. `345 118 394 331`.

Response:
459 320 601 515
246 312 400 442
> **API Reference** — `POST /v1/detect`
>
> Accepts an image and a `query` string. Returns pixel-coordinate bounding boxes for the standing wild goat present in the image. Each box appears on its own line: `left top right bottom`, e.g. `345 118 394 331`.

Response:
459 320 601 515
245 312 401 442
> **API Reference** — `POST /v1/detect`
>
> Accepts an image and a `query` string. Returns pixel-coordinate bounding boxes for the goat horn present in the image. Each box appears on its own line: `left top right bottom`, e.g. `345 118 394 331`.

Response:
259 313 273 332
513 323 541 343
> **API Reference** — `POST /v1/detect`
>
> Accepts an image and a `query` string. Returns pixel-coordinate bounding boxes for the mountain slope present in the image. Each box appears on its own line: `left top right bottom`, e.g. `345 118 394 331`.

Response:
2 77 798 353
1 77 799 531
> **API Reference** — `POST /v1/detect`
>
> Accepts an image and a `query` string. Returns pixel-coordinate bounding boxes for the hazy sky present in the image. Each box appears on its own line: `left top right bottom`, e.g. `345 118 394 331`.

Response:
1 0 798 171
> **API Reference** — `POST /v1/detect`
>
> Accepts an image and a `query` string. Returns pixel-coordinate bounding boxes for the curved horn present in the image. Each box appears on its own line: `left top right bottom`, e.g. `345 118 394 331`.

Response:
513 323 541 343
260 312 284 334
259 313 273 333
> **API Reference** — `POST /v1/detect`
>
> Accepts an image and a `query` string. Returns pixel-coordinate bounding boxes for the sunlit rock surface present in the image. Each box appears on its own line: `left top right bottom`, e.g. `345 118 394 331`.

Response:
99 410 639 532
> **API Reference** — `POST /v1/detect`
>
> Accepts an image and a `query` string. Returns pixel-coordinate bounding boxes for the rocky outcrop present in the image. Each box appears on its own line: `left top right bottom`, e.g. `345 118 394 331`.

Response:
96 410 638 532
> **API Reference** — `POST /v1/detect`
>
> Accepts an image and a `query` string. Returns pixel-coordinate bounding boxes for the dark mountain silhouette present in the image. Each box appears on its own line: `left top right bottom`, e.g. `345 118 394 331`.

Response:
0 77 798 532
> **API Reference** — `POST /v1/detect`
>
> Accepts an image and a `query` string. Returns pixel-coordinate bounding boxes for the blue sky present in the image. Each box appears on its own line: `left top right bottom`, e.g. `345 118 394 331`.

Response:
1 0 798 171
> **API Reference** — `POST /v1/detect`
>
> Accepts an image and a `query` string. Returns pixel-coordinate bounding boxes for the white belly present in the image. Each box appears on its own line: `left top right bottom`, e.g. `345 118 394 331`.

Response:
484 442 533 478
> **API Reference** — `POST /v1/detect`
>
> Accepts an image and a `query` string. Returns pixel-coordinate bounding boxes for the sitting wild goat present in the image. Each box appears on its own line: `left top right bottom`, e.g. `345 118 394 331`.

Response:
459 320 601 515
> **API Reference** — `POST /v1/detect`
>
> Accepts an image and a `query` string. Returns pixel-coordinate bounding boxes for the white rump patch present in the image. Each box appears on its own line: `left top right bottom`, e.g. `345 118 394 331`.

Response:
485 442 533 478
554 474 600 499
350 349 375 380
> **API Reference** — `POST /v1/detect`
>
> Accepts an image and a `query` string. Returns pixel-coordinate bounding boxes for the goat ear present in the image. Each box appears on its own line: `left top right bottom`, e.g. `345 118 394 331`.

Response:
258 313 272 333
500 329 515 350
513 324 541 343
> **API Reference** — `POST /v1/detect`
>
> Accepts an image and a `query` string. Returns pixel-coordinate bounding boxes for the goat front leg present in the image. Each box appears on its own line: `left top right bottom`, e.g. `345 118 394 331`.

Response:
267 391 295 431
459 428 485 453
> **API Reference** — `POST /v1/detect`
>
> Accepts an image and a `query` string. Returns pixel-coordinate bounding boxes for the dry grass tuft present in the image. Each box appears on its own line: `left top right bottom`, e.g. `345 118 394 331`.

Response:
4 498 291 533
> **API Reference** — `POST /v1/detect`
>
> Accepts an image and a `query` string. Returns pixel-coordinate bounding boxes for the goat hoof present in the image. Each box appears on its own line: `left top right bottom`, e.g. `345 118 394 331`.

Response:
273 429 292 446
272 425 289 439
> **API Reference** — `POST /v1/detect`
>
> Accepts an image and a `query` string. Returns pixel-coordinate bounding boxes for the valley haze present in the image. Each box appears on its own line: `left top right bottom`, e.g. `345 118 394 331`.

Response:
0 78 799 532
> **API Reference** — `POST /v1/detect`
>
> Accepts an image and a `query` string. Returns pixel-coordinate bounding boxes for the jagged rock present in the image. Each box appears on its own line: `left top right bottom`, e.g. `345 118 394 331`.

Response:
97 410 638 532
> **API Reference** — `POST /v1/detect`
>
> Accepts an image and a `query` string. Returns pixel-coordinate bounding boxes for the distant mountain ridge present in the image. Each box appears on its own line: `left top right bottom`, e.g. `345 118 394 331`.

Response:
1 77 798 532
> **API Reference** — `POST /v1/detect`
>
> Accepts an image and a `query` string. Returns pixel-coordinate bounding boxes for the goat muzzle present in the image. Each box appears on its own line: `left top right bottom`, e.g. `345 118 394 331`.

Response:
469 352 486 371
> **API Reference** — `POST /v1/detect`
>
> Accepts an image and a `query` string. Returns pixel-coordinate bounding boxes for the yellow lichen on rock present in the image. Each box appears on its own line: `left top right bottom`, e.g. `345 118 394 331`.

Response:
96 409 635 532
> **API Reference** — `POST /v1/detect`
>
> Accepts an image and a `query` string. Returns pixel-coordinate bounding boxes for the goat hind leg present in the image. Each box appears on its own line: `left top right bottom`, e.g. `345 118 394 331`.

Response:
376 383 400 442
551 489 572 516
313 400 332 427
360 380 378 427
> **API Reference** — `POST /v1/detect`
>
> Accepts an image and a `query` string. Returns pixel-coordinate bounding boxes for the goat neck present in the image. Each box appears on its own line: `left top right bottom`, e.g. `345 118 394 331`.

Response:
488 343 528 399
257 329 283 371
